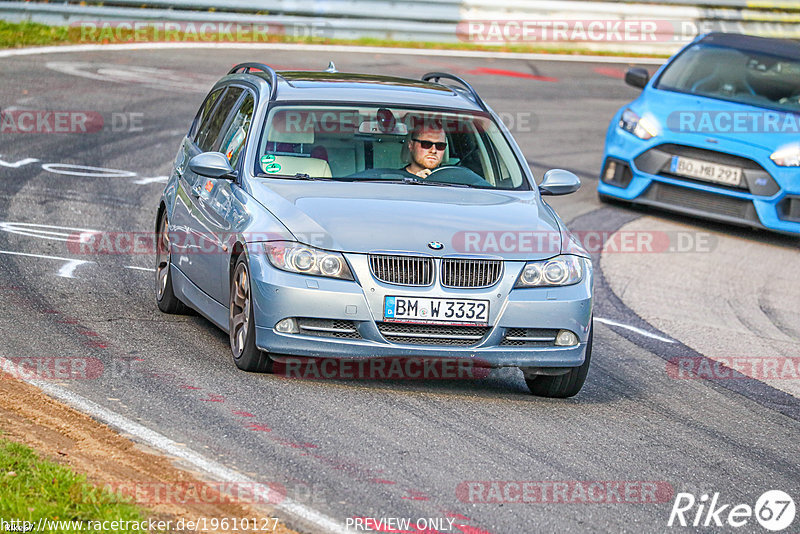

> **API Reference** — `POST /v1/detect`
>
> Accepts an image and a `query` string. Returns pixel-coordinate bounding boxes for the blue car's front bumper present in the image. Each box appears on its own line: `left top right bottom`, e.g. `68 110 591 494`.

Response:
598 122 800 235
248 250 593 368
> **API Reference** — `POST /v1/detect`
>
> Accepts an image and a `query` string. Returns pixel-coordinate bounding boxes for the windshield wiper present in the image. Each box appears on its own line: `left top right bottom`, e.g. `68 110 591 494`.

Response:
256 173 330 181
349 177 469 188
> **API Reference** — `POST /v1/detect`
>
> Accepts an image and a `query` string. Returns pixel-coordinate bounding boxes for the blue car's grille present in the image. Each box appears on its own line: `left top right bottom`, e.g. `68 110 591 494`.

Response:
369 254 434 286
635 144 779 196
441 258 503 288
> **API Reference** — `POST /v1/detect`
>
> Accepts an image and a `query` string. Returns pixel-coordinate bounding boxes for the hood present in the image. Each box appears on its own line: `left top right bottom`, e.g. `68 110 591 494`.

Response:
249 180 563 259
637 89 800 152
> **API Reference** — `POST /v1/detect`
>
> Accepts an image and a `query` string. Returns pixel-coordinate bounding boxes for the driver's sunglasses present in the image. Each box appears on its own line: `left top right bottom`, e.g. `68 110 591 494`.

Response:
412 138 447 151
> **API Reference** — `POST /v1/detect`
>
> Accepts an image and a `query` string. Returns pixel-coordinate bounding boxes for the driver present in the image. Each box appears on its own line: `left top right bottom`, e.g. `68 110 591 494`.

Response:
403 121 447 179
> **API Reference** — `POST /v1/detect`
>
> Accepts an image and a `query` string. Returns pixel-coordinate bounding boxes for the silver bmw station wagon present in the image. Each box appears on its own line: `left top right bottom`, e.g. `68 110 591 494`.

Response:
156 62 594 397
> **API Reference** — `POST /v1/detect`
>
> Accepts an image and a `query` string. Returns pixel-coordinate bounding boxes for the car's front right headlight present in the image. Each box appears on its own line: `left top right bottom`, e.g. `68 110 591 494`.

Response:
264 241 354 280
514 255 587 288
770 143 800 167
619 108 659 140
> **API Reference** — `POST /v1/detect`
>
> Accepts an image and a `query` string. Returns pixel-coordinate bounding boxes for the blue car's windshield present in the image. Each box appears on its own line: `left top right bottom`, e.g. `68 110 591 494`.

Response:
254 105 529 190
655 43 800 113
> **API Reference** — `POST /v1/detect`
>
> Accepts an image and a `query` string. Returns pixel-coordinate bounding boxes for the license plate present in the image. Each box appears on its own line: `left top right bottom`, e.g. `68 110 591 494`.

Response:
384 296 489 325
670 156 742 186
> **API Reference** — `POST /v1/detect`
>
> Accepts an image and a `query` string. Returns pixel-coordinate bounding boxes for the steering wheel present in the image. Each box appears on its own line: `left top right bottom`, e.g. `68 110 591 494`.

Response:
428 165 460 175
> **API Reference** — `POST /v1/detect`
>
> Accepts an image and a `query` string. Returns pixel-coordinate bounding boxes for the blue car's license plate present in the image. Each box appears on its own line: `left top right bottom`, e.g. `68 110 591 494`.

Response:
384 296 489 324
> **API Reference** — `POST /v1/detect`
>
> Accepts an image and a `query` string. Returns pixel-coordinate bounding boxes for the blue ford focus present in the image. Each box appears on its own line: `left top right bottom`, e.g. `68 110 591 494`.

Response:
156 63 594 397
598 33 800 234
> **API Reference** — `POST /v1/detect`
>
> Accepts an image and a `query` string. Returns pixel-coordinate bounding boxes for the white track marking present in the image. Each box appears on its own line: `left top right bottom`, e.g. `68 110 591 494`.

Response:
56 259 89 278
0 249 94 278
0 42 665 65
133 176 169 185
17 379 349 534
41 163 137 178
125 265 155 272
595 317 675 343
0 156 40 168
0 222 99 242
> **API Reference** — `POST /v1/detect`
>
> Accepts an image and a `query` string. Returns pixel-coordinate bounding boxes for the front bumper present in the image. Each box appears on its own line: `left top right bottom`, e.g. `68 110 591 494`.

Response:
598 128 800 235
248 248 593 368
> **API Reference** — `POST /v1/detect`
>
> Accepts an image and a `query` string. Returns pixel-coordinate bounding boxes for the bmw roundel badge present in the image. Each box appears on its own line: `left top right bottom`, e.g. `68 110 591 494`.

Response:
428 241 444 250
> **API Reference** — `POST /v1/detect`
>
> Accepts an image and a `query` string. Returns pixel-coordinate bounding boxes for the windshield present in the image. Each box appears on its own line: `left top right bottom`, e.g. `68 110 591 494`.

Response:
254 105 529 189
655 43 800 113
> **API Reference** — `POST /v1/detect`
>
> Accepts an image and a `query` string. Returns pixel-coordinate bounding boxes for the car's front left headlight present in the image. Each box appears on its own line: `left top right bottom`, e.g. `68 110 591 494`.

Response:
619 108 659 140
770 143 800 167
264 241 354 280
515 255 588 288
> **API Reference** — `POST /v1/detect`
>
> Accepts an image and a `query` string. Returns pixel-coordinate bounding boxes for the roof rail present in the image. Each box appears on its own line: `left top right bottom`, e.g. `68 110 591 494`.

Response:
421 72 487 111
228 63 279 101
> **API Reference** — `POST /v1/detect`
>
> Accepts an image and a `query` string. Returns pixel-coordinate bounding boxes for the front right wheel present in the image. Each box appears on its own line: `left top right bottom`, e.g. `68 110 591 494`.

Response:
523 322 592 398
229 255 273 373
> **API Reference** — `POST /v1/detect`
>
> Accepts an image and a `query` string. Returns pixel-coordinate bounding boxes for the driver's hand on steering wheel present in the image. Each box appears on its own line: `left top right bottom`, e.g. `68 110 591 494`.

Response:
414 168 432 179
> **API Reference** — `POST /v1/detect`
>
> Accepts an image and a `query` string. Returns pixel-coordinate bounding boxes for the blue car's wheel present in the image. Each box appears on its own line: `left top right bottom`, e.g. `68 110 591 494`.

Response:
229 255 273 373
524 322 592 398
155 212 188 314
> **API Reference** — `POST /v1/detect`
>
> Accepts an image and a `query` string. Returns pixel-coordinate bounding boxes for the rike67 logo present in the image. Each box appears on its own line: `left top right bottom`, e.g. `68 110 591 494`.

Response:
668 490 795 531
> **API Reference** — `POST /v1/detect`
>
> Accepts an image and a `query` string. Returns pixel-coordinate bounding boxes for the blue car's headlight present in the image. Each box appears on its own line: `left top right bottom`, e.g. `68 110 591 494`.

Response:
515 255 587 288
770 143 800 167
619 108 658 140
265 241 354 280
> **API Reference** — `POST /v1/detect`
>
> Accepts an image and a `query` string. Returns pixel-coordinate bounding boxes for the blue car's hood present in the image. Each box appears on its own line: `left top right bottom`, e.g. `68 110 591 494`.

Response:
249 180 563 259
637 88 800 152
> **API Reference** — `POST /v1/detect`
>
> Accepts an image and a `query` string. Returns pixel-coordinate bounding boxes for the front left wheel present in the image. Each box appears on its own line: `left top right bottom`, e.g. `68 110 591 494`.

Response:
229 255 273 373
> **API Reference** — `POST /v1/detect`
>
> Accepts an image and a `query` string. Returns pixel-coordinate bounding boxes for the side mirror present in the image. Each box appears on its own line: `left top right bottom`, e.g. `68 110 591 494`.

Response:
539 169 581 196
624 67 650 89
188 152 236 179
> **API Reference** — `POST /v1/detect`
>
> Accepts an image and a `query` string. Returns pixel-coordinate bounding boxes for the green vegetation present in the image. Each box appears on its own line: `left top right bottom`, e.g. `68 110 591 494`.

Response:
0 20 71 48
0 438 146 534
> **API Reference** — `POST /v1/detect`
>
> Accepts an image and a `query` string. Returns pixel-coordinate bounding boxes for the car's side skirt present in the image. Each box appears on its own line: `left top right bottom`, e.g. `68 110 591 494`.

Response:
171 264 229 332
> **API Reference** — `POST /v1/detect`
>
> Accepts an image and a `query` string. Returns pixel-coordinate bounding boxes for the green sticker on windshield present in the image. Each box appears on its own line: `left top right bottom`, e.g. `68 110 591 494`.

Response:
260 154 276 165
264 162 282 174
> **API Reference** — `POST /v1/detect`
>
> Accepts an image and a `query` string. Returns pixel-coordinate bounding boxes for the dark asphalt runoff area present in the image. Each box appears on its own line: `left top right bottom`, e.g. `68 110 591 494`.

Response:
0 46 798 534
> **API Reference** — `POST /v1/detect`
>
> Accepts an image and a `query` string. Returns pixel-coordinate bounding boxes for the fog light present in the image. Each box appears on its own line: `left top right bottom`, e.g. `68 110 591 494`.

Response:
555 330 578 346
275 318 298 334
604 161 617 181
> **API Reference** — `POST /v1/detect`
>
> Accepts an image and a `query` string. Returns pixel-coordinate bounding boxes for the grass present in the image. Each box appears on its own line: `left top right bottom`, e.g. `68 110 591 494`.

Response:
0 19 667 57
0 438 149 533
0 20 71 48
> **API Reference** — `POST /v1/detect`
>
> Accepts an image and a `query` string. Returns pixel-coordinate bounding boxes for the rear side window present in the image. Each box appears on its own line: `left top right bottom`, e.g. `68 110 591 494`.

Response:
218 94 255 165
195 87 244 152
189 88 223 140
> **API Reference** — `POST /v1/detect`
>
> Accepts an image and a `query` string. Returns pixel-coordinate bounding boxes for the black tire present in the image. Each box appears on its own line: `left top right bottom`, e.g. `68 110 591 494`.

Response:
229 255 273 373
524 323 593 398
155 211 189 314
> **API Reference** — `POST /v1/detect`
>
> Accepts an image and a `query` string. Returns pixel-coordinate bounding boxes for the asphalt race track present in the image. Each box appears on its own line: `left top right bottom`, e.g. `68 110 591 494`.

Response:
1 46 798 533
